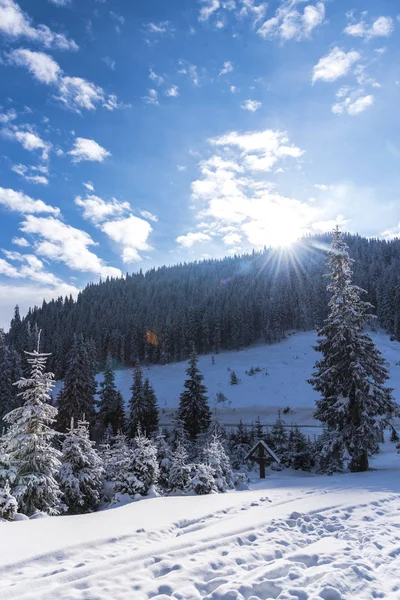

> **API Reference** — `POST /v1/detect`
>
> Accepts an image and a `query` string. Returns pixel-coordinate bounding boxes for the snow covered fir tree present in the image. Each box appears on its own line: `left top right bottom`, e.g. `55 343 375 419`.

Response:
1 333 63 516
177 347 211 441
309 227 398 472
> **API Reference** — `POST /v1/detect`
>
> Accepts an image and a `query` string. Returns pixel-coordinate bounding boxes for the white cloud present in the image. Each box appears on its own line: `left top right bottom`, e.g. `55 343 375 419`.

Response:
0 186 59 214
209 129 303 171
178 61 200 86
0 108 17 124
57 76 105 111
241 99 262 111
12 164 49 185
83 181 94 191
9 48 61 83
6 128 52 160
12 236 30 247
312 215 348 233
20 215 121 277
1 250 63 286
314 183 329 190
312 47 361 83
199 0 220 22
68 137 111 162
176 232 212 247
149 69 164 85
165 85 179 97
219 61 233 75
48 0 71 6
187 127 313 249
140 210 158 222
0 0 78 50
344 15 394 40
103 56 116 70
142 89 159 105
332 89 374 116
258 0 325 41
9 49 123 112
101 215 153 263
144 21 173 35
0 281 79 329
177 165 187 171
75 194 130 223
230 85 237 93
223 232 242 245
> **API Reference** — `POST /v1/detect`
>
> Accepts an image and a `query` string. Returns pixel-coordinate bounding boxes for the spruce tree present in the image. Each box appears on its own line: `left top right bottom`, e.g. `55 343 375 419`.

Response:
2 334 62 516
128 363 145 437
59 417 104 514
98 354 126 434
142 378 159 436
203 433 233 492
0 340 23 425
0 482 18 521
177 348 211 441
57 334 97 432
309 227 397 472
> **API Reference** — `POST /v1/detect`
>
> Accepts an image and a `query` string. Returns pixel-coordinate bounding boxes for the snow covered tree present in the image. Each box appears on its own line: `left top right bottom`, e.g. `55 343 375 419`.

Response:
130 429 159 495
186 463 215 495
2 334 63 516
57 335 97 432
229 420 252 470
203 433 233 492
98 354 125 435
168 442 191 492
59 417 104 514
177 348 211 441
154 430 173 490
0 482 18 521
309 227 397 472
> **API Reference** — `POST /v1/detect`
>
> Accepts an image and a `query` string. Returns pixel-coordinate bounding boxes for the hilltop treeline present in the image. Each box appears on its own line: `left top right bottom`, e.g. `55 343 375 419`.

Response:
5 233 400 378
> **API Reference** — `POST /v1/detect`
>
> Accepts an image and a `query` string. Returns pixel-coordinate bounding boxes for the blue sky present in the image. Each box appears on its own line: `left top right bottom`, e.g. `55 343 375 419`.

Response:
0 0 399 327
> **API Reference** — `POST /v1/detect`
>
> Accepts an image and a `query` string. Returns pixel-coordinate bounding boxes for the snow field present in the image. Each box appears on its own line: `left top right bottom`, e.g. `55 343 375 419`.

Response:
1 443 400 600
95 330 400 427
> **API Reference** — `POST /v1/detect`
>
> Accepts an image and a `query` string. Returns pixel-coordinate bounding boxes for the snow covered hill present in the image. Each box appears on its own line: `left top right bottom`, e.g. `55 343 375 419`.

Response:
88 330 400 426
1 442 400 600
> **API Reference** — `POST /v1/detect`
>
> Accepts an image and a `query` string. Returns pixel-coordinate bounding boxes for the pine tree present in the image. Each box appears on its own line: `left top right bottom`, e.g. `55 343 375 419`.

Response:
287 426 314 471
98 354 126 435
2 334 63 516
270 411 288 463
309 227 397 472
168 442 190 492
128 363 145 437
130 430 159 495
57 335 97 432
230 370 239 385
177 348 211 441
0 337 23 425
59 418 104 514
142 378 159 436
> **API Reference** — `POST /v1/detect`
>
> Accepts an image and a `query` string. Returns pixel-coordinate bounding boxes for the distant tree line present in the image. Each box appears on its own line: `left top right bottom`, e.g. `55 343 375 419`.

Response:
4 233 400 380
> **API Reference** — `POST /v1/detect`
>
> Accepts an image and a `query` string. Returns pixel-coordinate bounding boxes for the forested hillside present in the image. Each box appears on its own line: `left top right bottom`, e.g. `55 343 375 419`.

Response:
5 233 400 378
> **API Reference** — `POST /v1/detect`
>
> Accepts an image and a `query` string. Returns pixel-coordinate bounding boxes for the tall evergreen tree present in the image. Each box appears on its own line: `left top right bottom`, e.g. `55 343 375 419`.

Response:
128 363 145 437
177 348 211 441
57 334 97 432
98 354 125 434
2 334 62 516
142 378 159 436
309 227 397 472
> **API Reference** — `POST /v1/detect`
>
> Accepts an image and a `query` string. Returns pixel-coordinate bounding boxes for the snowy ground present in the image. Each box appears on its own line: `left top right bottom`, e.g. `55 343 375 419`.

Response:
57 330 400 428
1 442 400 600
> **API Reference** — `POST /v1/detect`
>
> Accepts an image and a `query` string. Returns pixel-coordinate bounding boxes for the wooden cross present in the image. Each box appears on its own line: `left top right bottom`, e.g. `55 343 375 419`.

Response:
245 440 280 479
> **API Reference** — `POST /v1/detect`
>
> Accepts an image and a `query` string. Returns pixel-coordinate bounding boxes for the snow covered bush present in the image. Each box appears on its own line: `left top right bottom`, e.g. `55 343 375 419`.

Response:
168 442 190 492
203 434 233 492
0 482 18 521
185 463 215 495
233 472 250 491
154 431 173 491
59 418 105 514
130 430 159 496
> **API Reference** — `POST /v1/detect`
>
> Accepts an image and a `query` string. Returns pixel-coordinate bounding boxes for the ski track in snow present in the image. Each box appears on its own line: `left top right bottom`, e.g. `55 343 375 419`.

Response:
1 487 400 600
